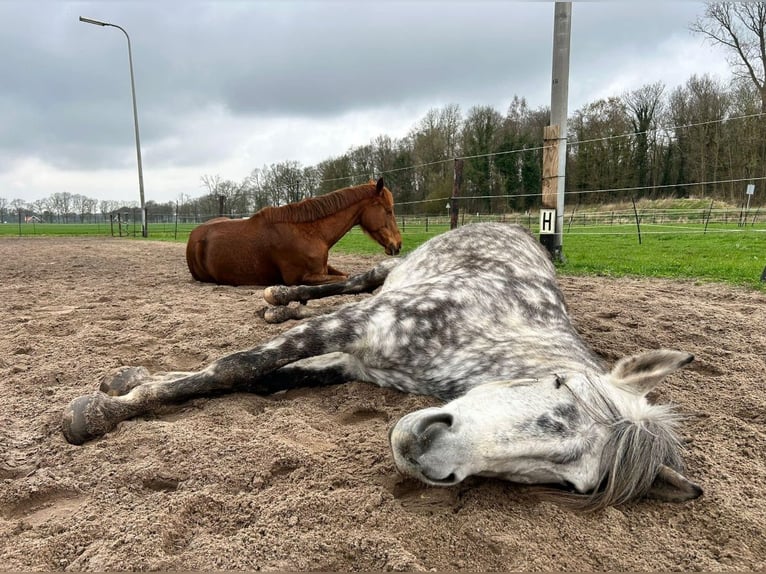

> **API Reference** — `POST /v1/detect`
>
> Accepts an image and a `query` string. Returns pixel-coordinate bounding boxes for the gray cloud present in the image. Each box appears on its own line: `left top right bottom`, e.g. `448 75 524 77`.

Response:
0 1 729 202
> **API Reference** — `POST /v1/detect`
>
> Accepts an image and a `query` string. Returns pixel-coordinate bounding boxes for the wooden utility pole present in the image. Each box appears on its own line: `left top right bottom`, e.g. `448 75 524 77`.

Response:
540 125 560 253
541 2 571 262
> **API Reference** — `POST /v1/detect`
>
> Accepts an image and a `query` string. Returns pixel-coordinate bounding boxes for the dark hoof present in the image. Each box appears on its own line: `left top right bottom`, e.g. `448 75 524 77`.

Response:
263 306 300 324
99 366 150 396
263 286 293 306
62 393 116 445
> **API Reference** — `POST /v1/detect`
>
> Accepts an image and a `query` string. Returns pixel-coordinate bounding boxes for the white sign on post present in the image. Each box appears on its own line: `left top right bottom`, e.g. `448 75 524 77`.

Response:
539 209 556 235
746 184 755 195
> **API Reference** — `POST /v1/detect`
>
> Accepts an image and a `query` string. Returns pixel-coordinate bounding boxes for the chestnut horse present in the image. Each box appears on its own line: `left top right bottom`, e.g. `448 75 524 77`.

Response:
185 178 402 286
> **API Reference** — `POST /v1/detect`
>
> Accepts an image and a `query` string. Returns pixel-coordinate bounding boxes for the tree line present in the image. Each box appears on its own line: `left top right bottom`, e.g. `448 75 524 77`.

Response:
194 77 764 218
187 4 766 218
184 2 766 218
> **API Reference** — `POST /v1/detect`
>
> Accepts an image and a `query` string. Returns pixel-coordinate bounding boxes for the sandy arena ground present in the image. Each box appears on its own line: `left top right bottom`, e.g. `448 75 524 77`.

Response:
0 236 765 571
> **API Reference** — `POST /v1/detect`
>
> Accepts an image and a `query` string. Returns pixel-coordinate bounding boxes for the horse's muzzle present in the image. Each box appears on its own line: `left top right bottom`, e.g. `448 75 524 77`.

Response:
389 408 461 486
386 241 402 256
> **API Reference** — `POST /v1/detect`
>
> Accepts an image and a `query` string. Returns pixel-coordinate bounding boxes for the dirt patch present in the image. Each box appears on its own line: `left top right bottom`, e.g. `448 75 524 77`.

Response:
1 237 764 571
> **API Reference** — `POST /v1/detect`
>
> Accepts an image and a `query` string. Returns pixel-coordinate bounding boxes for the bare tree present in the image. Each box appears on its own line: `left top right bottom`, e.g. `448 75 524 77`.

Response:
667 75 730 198
245 168 270 211
495 96 548 212
10 198 28 217
461 105 504 213
691 3 766 113
300 166 320 198
200 174 249 215
569 97 633 202
50 192 72 223
316 155 353 196
200 174 222 196
623 82 665 192
409 105 463 212
217 179 248 216
70 194 85 222
99 200 120 221
348 144 375 183
32 199 49 222
369 134 416 210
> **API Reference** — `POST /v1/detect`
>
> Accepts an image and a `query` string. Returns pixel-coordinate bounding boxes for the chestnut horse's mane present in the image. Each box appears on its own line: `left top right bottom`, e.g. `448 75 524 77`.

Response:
256 182 379 224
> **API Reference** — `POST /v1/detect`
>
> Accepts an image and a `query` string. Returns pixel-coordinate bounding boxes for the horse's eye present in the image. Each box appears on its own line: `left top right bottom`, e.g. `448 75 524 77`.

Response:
554 374 565 389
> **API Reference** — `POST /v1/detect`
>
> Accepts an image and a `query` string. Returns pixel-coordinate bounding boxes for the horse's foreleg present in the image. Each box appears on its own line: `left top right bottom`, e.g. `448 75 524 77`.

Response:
240 353 361 394
63 348 295 445
63 318 363 445
264 258 399 306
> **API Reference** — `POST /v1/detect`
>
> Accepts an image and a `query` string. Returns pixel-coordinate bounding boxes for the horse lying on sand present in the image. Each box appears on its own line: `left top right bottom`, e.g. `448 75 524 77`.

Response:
63 223 702 510
185 178 402 286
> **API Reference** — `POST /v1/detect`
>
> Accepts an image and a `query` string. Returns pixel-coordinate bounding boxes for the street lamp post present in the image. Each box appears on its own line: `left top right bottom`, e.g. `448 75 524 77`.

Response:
79 16 147 237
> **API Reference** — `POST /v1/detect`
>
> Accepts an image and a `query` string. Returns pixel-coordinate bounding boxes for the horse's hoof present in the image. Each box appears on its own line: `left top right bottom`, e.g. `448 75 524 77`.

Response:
62 393 115 445
263 306 299 324
264 286 292 306
99 366 150 396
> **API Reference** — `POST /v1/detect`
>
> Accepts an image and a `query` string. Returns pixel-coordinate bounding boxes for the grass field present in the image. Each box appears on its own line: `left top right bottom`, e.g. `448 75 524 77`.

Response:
330 223 766 288
2 219 764 289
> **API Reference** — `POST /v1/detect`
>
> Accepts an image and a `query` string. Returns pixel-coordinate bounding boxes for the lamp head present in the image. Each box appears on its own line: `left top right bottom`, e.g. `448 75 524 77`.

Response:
79 16 109 26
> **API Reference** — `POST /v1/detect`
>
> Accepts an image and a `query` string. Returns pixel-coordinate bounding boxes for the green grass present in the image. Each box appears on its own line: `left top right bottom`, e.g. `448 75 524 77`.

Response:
0 222 118 236
0 221 198 239
3 219 764 289
557 224 766 288
333 223 766 289
332 226 450 255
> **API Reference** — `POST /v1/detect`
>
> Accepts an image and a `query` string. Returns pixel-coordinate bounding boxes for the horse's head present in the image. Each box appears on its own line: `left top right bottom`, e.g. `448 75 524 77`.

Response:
360 178 402 256
389 349 702 508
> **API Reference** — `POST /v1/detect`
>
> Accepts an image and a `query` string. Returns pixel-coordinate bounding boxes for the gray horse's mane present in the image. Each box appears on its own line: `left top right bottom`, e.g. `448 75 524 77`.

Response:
544 376 685 511
257 182 379 224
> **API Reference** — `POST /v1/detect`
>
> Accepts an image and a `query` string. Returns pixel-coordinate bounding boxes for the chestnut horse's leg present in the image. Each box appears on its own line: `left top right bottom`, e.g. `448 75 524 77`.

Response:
62 317 364 445
264 258 400 306
326 264 346 276
287 263 353 287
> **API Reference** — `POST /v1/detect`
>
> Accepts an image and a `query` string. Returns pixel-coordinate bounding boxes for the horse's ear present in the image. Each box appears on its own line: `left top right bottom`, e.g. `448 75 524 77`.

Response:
376 178 385 194
646 465 703 502
609 349 693 395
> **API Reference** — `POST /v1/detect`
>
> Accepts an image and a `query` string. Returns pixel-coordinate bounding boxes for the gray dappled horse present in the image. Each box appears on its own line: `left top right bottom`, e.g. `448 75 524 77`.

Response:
63 223 702 510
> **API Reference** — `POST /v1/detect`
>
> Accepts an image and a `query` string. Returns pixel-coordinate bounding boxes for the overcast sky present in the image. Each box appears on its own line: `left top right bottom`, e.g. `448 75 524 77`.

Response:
1 1 733 206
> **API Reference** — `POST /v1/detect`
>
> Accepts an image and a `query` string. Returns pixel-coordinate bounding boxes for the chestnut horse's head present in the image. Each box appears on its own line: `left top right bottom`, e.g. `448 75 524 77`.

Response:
360 178 402 256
